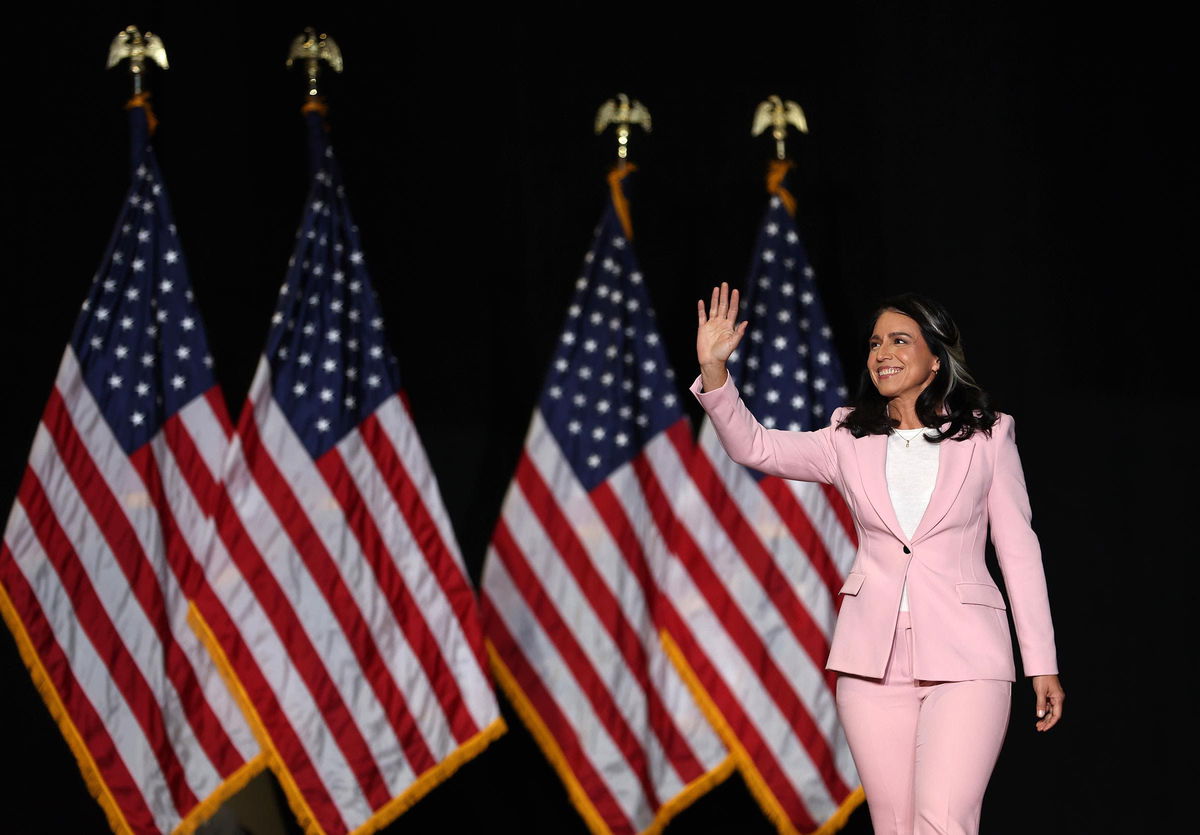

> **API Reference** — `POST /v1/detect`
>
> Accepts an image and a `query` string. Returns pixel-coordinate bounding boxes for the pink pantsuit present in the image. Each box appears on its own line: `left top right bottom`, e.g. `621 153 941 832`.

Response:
690 374 1057 834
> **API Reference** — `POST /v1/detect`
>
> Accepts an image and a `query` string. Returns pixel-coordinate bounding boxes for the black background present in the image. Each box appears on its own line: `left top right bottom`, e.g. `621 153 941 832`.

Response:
2 3 1192 833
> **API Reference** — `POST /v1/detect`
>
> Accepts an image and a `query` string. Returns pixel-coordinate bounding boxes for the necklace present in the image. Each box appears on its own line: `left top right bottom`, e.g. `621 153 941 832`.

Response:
894 427 926 448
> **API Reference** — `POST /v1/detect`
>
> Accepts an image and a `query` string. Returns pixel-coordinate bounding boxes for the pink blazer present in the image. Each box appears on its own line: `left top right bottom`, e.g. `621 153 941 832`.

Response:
691 373 1058 683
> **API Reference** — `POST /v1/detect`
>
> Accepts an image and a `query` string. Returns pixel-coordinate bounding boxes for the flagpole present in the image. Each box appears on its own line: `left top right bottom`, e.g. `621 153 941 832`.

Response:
594 93 652 172
751 94 809 161
286 26 344 101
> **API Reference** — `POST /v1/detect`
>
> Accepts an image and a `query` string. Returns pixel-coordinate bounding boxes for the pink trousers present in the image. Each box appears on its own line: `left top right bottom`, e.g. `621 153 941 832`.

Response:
835 611 1012 835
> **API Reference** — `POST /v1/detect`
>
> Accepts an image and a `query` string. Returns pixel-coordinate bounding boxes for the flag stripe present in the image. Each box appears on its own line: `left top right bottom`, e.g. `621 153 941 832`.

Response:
587 481 707 784
629 438 853 803
128 444 245 776
240 399 438 780
674 425 834 683
490 514 662 812
481 583 631 831
516 451 703 787
16 467 199 816
654 587 819 829
212 469 391 811
0 540 161 834
759 477 848 605
165 405 225 518
600 454 820 820
316 444 479 744
41 384 230 790
335 424 495 733
191 584 349 833
820 482 856 545
359 409 489 671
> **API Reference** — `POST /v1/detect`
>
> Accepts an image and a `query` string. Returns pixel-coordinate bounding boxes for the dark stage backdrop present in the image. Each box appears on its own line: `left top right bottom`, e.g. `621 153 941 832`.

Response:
2 4 1191 833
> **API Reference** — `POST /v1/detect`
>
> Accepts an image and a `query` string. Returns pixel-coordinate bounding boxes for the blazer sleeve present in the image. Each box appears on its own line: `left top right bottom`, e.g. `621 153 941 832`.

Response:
689 372 841 484
986 412 1059 677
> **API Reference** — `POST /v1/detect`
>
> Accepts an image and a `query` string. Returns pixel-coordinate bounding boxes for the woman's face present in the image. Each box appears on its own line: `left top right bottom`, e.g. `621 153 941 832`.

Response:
867 310 941 401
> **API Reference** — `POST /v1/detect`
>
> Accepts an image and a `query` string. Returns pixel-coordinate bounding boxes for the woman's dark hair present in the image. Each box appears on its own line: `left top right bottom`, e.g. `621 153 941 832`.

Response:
837 292 997 441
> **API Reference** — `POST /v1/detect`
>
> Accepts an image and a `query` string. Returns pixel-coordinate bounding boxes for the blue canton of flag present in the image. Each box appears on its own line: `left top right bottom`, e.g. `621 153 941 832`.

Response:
538 183 679 491
71 113 216 453
264 114 400 457
725 191 849 449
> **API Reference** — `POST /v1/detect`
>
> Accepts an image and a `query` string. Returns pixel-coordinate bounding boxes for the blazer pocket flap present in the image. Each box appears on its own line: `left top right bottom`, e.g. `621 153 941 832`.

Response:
956 582 1007 610
838 572 865 596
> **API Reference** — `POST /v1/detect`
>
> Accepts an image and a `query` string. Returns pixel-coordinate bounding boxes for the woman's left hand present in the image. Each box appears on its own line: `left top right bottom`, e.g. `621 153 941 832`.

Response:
1031 674 1064 732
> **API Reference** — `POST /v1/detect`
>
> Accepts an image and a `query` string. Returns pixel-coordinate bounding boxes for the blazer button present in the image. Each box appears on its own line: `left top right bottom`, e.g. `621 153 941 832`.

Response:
902 545 911 554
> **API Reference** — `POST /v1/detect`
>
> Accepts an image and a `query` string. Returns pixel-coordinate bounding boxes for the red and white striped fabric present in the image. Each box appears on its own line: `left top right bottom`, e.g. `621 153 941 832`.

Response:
658 170 864 833
1 350 262 834
481 172 731 835
483 416 732 835
195 359 504 835
659 423 862 832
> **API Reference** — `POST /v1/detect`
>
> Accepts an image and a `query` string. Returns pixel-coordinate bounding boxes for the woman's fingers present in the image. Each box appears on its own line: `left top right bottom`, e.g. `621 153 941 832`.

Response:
697 299 707 327
709 286 720 321
729 288 740 322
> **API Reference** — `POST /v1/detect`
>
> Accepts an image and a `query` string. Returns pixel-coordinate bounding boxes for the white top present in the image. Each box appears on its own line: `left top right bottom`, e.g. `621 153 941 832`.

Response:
886 427 941 612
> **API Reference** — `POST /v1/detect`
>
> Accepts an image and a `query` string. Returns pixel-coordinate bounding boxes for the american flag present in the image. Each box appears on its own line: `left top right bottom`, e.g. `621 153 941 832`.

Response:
659 161 865 832
192 109 504 835
481 166 731 835
0 102 261 834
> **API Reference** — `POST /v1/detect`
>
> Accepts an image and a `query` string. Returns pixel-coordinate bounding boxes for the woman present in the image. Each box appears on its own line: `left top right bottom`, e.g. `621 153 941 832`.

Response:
690 283 1064 835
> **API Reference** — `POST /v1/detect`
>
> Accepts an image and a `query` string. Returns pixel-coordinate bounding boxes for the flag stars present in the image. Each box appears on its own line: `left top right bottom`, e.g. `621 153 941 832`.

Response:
90 336 103 350
164 249 178 264
766 222 779 236
549 385 562 399
114 345 128 359
770 363 784 377
125 287 139 301
320 389 333 403
322 358 338 373
330 330 344 345
96 307 110 321
814 378 828 391
103 279 116 292
316 418 331 432
568 420 582 434
137 229 151 242
592 427 606 441
298 353 312 367
817 351 831 365
758 276 771 289
120 317 134 331
293 382 307 396
801 291 813 305
587 454 601 468
141 353 155 367
773 336 788 350
176 346 191 360
781 283 795 297
762 250 776 263
181 317 195 331
132 258 146 273
367 374 381 388
303 323 316 336
345 395 357 409
171 375 186 390
791 395 806 410
788 231 800 245
108 374 122 389
573 393 587 407
159 279 173 294
615 433 628 447
349 251 364 264
131 412 145 426
777 310 791 323
765 390 779 403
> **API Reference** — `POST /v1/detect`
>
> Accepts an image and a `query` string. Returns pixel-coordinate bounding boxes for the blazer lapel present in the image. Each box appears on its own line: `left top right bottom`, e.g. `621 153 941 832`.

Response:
910 434 976 544
851 432 909 543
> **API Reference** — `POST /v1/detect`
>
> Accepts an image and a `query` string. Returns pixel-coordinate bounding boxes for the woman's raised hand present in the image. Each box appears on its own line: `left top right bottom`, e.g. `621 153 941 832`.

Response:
696 282 748 391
